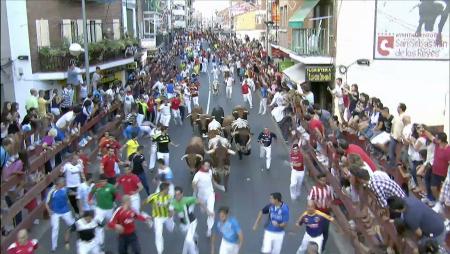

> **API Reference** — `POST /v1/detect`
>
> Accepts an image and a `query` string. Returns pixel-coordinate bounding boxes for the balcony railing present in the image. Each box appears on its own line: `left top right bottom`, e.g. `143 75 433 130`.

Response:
291 28 330 56
38 38 138 72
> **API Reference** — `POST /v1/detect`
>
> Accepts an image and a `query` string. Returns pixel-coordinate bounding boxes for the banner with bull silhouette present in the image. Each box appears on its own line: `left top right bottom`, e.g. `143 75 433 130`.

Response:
373 0 449 60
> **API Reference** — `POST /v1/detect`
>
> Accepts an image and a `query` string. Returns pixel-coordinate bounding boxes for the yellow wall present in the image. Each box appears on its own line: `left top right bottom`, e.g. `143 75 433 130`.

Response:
235 11 256 31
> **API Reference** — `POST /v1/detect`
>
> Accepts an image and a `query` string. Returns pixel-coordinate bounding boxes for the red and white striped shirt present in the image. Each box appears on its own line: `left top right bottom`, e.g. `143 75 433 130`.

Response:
307 184 334 213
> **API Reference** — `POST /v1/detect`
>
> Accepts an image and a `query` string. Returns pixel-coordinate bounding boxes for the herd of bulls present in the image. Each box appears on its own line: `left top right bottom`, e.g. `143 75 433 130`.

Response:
182 105 253 191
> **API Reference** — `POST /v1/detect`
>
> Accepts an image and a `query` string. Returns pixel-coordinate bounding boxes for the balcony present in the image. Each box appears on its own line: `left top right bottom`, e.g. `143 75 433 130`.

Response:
38 38 138 72
291 28 330 56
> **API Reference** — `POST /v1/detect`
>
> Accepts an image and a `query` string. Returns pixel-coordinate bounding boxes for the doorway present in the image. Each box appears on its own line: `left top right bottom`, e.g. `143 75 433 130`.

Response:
311 81 332 112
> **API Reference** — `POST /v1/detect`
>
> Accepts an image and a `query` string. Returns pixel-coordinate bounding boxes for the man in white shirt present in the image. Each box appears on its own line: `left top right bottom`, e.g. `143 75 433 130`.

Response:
153 78 165 94
77 173 94 214
211 66 220 81
328 78 344 120
159 99 172 127
192 161 217 237
61 155 85 216
269 89 286 107
271 105 286 124
226 76 234 100
183 84 192 115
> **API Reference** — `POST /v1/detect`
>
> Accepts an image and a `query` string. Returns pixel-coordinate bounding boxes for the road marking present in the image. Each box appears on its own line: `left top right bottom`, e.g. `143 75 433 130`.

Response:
206 62 212 114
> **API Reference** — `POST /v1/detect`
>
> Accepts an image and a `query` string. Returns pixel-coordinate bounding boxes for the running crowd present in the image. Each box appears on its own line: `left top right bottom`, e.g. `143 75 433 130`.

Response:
1 29 449 254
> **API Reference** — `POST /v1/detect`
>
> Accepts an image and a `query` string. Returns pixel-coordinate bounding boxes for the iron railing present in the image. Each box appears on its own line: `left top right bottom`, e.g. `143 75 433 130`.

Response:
291 28 330 56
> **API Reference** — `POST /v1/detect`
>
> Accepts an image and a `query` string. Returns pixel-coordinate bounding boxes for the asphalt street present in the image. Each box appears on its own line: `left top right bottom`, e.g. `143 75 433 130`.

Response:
33 62 346 254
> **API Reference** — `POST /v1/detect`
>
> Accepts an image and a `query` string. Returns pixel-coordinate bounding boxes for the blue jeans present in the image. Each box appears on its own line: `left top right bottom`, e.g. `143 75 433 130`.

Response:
118 232 140 254
388 137 399 167
137 171 150 196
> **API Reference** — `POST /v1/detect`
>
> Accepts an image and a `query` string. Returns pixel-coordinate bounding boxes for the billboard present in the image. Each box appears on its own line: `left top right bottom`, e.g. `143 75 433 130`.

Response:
373 0 449 60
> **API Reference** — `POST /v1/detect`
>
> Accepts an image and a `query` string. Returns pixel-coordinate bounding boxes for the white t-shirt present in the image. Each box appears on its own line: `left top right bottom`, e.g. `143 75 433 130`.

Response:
62 162 83 188
160 104 171 115
56 111 75 129
236 61 241 68
305 92 315 105
193 170 214 199
226 77 234 87
331 86 344 105
77 182 94 211
271 106 285 123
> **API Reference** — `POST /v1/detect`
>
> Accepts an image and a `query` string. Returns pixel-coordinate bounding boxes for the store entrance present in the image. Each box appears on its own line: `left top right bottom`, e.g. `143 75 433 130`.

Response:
311 81 333 112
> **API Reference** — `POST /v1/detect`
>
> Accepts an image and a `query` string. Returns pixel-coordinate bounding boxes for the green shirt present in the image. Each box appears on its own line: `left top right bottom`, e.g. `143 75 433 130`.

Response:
91 183 116 210
171 196 197 224
25 96 38 111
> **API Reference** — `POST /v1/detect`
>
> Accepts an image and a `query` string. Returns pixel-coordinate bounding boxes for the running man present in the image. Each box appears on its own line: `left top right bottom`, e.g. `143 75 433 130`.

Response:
210 207 244 254
192 160 218 237
172 186 211 254
295 200 336 254
108 195 151 254
257 127 277 171
290 144 305 201
153 126 179 166
45 177 76 252
253 192 289 254
225 75 234 100
69 210 101 254
143 182 175 254
116 165 144 212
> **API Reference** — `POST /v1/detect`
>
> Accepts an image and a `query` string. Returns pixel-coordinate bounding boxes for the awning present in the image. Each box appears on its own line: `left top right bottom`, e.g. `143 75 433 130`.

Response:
288 0 319 28
283 63 306 86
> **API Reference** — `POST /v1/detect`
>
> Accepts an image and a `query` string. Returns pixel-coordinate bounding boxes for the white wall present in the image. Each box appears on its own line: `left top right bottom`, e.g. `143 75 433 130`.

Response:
4 0 54 119
1 0 14 103
335 1 450 132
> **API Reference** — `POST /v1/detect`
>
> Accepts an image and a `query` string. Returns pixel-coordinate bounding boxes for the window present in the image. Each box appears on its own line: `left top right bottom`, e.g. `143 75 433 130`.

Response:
143 12 156 39
36 19 50 47
62 19 102 44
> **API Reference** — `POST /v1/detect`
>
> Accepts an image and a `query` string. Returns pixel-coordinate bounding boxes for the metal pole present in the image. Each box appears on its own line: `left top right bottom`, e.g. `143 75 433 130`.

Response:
229 0 232 33
82 0 90 87
266 0 270 61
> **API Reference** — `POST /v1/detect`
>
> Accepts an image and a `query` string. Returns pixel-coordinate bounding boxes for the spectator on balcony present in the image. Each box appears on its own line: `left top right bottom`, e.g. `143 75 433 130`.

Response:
387 195 446 247
370 106 394 157
61 84 74 115
388 103 408 167
25 89 38 113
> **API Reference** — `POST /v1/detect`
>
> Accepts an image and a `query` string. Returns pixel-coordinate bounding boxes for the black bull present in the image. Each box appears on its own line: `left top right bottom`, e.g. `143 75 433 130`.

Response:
233 128 251 160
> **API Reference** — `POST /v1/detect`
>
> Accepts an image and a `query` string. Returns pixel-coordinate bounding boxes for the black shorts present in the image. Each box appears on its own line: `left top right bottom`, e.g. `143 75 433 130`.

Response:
430 173 445 187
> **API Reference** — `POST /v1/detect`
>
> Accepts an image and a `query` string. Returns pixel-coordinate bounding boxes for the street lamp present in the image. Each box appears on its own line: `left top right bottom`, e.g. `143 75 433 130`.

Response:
338 58 370 83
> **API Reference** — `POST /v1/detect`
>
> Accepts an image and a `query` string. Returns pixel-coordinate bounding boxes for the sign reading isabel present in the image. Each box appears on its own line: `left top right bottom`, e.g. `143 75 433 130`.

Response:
374 0 449 60
305 66 334 82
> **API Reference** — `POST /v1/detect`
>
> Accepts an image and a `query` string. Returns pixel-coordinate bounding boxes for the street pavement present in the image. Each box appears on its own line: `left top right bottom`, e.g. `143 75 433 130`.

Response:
33 62 349 254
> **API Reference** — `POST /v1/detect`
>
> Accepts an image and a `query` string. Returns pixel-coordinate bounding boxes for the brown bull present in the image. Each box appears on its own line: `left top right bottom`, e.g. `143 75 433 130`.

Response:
190 106 203 130
181 137 204 174
196 114 212 137
222 115 234 141
206 143 235 191
232 105 249 120
232 127 251 160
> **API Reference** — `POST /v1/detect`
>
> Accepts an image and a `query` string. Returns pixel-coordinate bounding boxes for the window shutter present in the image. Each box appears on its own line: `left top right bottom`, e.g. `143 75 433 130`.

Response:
95 20 102 42
62 19 72 43
36 19 50 47
77 19 84 42
113 19 120 40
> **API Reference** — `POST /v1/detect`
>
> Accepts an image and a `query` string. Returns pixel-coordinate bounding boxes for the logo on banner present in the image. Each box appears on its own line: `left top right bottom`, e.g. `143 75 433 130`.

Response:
377 34 395 56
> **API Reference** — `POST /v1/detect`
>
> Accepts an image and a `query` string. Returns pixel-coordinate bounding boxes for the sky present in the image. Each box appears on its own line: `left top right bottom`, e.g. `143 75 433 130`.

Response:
193 0 232 21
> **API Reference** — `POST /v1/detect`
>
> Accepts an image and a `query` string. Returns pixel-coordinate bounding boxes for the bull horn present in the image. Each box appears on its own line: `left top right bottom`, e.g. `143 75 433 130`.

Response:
195 154 204 160
244 110 249 113
228 149 236 155
221 116 224 119
181 154 188 160
205 148 215 154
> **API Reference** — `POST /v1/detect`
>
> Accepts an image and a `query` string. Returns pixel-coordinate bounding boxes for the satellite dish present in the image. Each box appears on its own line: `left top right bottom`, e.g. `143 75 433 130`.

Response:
69 43 84 57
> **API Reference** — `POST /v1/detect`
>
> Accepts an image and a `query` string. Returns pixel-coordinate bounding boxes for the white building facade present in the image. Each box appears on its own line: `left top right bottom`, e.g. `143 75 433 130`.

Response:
335 0 450 134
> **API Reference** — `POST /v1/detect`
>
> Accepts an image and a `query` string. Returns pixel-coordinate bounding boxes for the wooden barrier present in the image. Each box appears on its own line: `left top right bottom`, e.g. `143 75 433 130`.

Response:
1 104 123 253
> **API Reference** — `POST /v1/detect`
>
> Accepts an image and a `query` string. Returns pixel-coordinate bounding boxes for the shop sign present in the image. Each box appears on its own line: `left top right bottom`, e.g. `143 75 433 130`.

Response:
305 66 334 82
126 62 137 70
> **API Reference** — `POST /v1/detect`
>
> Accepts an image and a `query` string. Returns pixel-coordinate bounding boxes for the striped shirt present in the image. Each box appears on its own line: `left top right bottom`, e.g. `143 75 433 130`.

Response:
145 192 172 218
307 184 334 213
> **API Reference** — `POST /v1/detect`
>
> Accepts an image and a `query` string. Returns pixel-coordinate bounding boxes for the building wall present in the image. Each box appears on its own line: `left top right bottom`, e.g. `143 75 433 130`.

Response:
235 11 257 30
335 0 449 132
278 0 306 49
1 0 14 103
26 0 122 73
